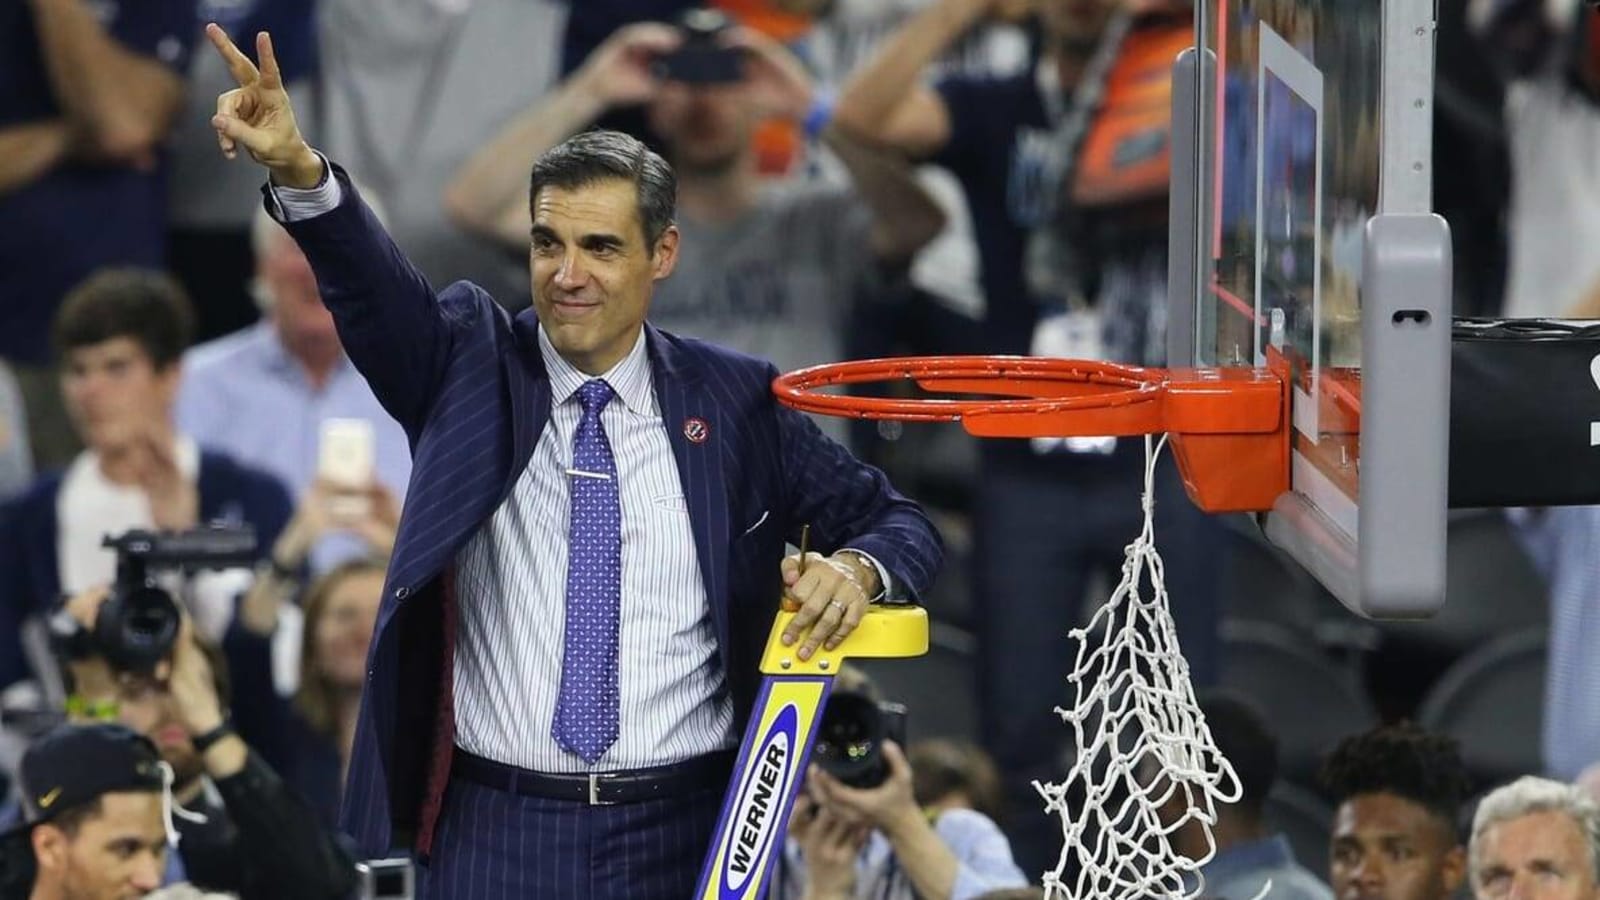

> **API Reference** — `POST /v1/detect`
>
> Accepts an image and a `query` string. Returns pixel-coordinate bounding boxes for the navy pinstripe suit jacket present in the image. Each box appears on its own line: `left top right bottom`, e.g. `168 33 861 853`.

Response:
275 166 944 859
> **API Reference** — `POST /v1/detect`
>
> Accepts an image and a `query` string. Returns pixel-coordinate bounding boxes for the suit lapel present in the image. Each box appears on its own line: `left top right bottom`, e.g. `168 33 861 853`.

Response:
647 326 732 663
508 310 553 502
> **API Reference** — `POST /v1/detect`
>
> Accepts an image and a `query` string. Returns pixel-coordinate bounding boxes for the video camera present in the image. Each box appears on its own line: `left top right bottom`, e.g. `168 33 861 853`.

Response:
653 8 743 85
50 527 257 675
811 690 909 789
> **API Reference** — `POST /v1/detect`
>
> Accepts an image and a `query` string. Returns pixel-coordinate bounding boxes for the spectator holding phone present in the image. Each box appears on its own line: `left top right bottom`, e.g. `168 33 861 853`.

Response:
177 201 411 576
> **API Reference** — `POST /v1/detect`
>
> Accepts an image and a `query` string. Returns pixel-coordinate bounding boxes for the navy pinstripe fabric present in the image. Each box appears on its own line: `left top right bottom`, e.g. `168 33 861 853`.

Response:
416 780 723 899
273 165 944 869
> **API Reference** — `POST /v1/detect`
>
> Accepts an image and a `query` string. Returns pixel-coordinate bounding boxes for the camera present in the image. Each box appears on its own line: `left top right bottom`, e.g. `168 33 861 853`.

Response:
653 8 743 85
811 690 908 789
50 527 257 675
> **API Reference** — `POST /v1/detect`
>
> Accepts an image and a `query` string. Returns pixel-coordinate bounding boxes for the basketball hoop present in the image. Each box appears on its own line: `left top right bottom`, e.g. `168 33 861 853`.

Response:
773 355 1288 900
772 355 1290 513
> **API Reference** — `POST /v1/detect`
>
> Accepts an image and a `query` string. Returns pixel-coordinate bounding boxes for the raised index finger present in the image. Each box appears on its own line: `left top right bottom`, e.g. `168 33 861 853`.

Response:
205 23 259 86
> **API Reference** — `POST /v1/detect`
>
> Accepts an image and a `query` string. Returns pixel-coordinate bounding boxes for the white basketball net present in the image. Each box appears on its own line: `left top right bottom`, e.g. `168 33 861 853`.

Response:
1035 435 1257 900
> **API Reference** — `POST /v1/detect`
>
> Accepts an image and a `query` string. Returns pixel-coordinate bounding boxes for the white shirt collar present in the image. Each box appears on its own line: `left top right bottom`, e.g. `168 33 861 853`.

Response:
537 326 655 416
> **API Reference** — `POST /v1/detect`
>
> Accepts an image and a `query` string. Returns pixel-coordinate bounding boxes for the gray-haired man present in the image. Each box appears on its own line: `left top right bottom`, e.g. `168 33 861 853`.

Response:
1470 775 1600 900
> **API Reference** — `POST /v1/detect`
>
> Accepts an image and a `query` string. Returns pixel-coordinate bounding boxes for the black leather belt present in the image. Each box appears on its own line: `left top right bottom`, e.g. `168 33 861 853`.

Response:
452 748 736 806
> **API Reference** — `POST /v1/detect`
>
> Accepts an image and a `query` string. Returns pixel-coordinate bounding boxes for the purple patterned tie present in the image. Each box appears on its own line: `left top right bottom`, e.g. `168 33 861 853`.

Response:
552 379 622 764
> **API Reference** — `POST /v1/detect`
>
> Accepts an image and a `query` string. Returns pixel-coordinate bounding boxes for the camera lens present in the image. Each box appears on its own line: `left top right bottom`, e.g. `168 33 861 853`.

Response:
94 584 180 675
812 692 889 788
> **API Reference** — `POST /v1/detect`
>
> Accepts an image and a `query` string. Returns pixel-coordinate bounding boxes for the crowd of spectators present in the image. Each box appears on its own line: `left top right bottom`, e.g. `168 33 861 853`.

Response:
3 0 1597 896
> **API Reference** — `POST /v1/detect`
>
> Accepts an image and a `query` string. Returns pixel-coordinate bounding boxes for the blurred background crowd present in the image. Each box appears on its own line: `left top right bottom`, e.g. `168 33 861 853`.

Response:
2 0 1599 896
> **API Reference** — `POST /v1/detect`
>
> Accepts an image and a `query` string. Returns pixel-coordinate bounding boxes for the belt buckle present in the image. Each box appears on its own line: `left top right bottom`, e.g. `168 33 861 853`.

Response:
587 773 614 806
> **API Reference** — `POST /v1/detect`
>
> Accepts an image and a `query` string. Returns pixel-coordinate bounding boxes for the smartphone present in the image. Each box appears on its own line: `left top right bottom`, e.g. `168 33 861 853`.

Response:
318 419 374 488
318 419 374 518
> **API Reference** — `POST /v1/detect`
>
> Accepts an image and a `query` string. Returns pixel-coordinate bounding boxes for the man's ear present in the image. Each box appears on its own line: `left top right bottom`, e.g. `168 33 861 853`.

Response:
31 824 68 871
651 226 680 281
1441 843 1468 894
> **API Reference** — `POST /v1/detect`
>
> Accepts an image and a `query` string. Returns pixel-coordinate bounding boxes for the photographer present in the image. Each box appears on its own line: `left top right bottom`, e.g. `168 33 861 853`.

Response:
773 668 1029 899
49 585 357 900
0 269 291 692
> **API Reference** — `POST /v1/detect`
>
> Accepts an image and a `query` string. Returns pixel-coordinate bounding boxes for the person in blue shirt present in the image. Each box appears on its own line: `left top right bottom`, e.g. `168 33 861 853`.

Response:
1161 692 1334 900
771 667 1030 900
176 201 412 575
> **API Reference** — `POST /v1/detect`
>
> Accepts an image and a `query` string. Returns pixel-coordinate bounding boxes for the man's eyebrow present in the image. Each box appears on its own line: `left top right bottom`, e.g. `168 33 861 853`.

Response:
104 837 143 854
1530 858 1565 871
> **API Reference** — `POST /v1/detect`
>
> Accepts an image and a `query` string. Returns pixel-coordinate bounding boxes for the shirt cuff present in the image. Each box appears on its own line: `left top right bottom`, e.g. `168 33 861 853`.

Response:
264 150 342 223
840 548 894 603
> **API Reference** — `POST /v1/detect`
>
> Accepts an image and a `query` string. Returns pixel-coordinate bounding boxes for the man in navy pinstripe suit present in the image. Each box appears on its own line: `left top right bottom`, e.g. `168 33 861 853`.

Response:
203 24 944 899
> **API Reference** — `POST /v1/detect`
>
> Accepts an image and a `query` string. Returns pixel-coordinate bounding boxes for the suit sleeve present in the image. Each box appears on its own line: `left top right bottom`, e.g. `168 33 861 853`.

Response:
263 162 456 436
771 366 943 603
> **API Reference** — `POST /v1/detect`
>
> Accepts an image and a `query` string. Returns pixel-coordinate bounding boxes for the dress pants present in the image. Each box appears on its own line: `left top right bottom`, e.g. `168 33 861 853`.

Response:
417 775 724 899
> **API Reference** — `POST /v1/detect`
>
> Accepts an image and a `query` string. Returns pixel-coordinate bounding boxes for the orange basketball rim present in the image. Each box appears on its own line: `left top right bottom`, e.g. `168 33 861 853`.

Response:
772 356 1290 514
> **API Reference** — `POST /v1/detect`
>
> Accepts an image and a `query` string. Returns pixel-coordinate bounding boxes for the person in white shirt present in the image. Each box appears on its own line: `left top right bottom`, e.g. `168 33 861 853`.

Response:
0 269 292 692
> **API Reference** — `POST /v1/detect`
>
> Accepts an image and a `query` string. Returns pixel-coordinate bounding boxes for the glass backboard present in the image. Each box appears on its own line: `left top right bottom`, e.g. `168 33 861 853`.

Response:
1173 0 1454 616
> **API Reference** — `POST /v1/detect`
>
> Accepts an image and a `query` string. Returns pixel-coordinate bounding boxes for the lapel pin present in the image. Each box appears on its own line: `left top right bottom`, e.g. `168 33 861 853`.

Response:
683 417 709 444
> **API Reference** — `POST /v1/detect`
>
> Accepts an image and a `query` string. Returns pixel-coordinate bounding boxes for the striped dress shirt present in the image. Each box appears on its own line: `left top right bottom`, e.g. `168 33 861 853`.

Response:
452 326 736 772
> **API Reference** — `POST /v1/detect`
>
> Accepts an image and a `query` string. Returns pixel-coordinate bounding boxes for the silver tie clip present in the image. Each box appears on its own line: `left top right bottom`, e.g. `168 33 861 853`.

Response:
566 468 612 480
